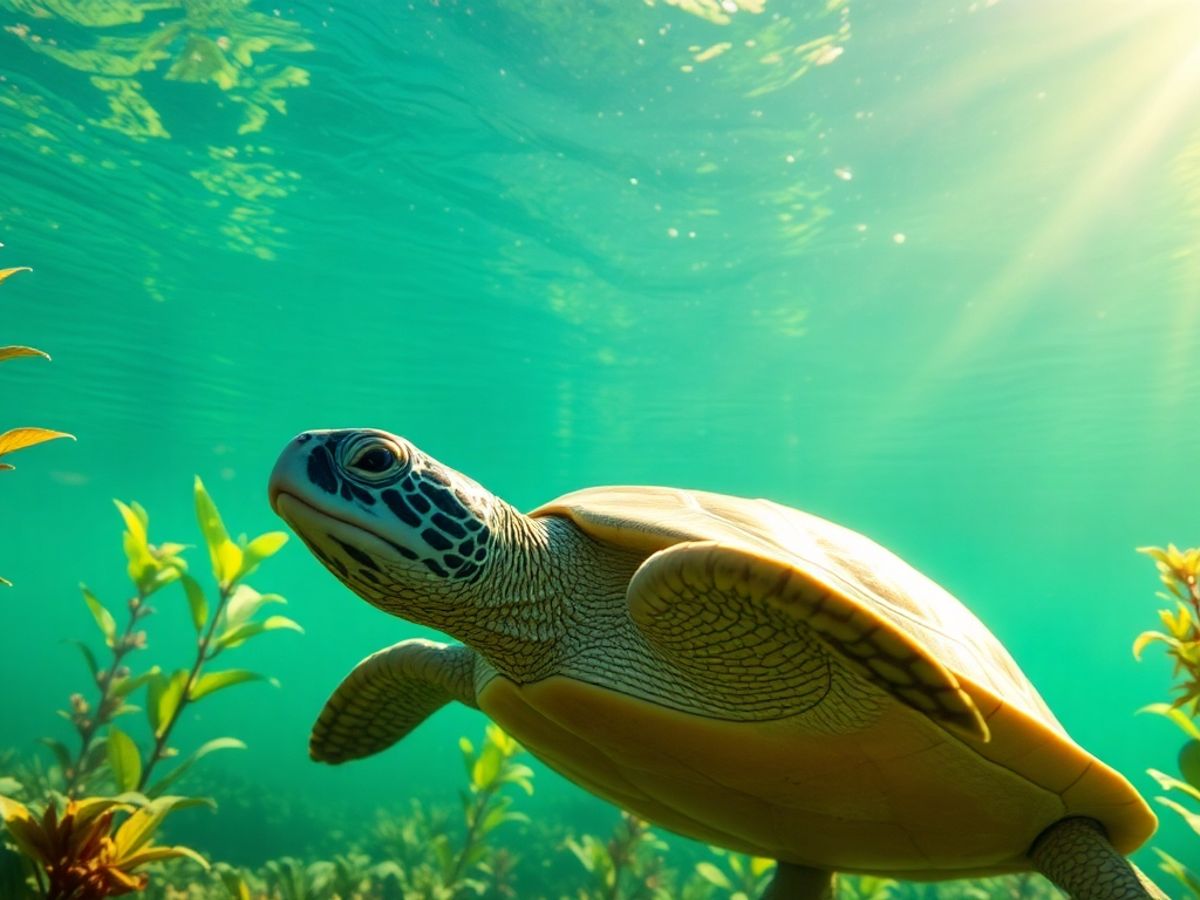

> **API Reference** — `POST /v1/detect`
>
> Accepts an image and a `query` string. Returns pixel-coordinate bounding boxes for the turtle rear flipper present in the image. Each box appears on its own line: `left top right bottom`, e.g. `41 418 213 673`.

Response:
311 639 478 763
628 541 988 741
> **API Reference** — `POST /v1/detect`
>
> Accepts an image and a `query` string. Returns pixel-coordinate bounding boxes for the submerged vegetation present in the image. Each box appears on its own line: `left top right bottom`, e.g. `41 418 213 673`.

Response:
1133 544 1200 897
0 478 295 897
0 259 73 586
2 464 1185 899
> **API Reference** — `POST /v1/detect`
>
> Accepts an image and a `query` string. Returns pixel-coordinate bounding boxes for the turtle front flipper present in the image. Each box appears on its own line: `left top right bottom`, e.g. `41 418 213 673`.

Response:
311 639 478 763
627 541 988 741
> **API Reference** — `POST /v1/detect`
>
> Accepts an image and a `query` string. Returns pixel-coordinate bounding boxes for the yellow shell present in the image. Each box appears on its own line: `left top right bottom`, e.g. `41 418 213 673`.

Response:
473 486 1156 878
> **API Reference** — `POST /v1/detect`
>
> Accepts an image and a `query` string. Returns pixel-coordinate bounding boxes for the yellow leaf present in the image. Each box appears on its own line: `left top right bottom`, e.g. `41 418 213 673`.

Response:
472 744 502 791
695 861 732 889
0 427 75 459
0 267 31 286
1133 630 1169 660
0 795 49 864
750 856 775 877
113 499 148 547
194 476 242 586
0 345 50 362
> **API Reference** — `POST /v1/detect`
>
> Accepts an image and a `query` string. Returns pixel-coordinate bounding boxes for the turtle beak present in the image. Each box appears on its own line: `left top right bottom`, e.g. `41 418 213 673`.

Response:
268 431 324 514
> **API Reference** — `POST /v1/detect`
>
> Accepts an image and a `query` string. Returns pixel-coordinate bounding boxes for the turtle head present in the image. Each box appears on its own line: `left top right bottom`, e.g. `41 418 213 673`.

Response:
268 429 500 618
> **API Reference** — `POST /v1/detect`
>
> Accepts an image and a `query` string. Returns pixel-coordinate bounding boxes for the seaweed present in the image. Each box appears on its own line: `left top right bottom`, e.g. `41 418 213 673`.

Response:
0 260 74 586
1133 544 1200 896
567 812 674 900
0 479 296 897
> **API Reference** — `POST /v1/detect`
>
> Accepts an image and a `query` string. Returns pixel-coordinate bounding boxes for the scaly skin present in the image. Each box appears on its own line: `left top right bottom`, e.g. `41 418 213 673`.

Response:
1031 818 1168 900
268 429 1166 900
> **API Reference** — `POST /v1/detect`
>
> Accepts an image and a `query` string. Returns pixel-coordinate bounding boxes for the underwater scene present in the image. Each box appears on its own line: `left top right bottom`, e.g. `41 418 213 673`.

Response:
2 0 1200 897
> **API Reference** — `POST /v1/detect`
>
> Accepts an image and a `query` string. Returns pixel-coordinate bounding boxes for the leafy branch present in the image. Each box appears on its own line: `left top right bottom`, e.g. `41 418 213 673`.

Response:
1 475 299 898
1133 544 1200 897
567 812 672 900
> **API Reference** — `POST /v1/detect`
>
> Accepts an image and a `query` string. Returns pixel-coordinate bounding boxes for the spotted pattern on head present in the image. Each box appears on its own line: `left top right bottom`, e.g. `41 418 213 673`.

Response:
303 432 493 587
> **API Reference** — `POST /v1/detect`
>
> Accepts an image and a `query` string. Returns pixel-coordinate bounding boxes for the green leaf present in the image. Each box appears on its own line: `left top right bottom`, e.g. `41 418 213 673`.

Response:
107 726 143 793
216 614 303 650
194 476 242 587
0 346 50 363
480 803 526 835
1139 703 1200 741
81 585 118 647
498 761 535 796
112 795 209 858
146 669 189 738
750 857 775 878
236 531 288 580
189 669 274 701
696 861 733 889
65 639 99 679
180 573 208 633
114 498 161 591
1133 630 1171 660
471 743 503 791
1154 849 1200 898
1181 740 1200 790
223 584 285 631
113 498 148 548
0 776 20 795
112 667 160 698
145 737 246 798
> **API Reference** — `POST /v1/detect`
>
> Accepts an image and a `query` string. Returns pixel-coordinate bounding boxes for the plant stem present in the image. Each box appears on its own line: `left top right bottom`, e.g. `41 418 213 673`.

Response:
65 593 145 796
446 784 497 891
136 583 231 792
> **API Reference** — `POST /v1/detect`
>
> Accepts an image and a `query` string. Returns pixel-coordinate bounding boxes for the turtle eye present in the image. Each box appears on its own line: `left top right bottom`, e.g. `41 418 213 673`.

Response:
348 443 402 478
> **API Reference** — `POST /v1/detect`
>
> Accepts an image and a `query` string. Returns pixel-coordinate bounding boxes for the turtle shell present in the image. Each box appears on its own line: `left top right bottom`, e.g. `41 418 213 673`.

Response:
519 486 1155 868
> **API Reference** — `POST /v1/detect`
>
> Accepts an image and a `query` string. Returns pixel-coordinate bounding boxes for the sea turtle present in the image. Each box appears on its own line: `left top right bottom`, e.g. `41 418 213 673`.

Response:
268 429 1163 899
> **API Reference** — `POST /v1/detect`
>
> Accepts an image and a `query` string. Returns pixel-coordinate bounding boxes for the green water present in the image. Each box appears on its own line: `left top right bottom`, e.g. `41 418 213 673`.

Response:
2 0 1199 892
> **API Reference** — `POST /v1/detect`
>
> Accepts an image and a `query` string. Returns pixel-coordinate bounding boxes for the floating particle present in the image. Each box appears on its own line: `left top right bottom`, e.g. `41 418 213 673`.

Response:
667 227 679 238
629 177 639 185
785 154 796 163
855 223 868 232
892 233 907 244
834 167 852 181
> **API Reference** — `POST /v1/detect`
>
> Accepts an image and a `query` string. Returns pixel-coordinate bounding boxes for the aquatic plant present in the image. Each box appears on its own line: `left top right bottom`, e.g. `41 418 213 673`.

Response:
1133 543 1200 896
690 848 775 900
0 477 296 897
0 794 207 899
0 261 73 586
373 724 533 899
51 476 298 797
567 812 674 900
